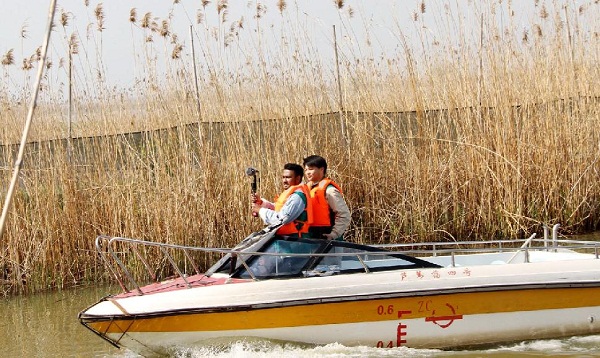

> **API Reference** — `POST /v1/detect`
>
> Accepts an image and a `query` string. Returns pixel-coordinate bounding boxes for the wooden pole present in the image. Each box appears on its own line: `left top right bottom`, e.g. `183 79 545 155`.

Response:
564 6 577 87
189 25 203 147
67 49 73 162
189 26 202 120
477 13 484 126
0 0 58 241
333 25 348 146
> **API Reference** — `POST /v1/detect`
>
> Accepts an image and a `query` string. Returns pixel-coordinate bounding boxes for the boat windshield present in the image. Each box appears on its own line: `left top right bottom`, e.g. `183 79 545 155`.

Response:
237 238 324 279
235 237 440 279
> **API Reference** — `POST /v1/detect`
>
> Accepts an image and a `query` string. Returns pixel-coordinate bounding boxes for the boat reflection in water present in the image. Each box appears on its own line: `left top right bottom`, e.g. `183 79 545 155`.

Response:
78 224 600 357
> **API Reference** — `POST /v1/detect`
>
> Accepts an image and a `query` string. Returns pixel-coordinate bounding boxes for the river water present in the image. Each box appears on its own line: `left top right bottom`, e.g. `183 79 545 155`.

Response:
3 232 600 357
3 285 600 357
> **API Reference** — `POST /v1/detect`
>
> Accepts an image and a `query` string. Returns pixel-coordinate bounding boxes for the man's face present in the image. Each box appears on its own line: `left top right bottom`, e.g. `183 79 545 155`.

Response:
282 169 301 189
304 165 325 184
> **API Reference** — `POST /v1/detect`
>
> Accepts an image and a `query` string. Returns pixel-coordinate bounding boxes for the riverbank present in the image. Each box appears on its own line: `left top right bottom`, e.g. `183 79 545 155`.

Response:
1 1 599 295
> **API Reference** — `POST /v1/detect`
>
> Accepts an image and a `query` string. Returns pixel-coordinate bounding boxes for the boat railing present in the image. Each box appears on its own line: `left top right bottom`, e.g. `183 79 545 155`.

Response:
95 235 231 295
375 224 600 266
373 224 578 254
96 224 600 295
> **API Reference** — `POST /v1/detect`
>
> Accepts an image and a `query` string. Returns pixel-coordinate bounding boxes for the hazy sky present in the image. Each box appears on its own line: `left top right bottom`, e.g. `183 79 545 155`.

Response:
0 1 410 67
0 0 596 96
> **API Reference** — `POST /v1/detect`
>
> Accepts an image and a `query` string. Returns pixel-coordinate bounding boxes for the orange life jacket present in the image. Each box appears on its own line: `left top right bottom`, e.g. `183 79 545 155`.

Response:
309 179 343 228
273 184 313 236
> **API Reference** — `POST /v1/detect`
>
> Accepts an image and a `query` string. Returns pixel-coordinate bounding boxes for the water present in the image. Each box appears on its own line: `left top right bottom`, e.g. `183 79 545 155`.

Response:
1 285 600 357
0 285 122 357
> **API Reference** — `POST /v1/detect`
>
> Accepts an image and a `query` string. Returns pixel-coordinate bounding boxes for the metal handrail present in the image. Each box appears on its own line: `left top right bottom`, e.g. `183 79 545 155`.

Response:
95 232 600 296
507 234 536 263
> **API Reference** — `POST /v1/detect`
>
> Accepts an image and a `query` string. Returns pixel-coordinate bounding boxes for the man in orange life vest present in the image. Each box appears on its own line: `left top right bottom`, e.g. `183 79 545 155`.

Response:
303 155 350 240
251 163 313 237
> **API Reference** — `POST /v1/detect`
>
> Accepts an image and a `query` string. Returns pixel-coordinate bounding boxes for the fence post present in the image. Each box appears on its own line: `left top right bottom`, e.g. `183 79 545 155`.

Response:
333 25 348 147
189 25 203 148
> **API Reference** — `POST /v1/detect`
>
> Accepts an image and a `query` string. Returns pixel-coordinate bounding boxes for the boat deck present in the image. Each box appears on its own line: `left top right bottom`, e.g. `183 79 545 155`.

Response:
112 275 248 299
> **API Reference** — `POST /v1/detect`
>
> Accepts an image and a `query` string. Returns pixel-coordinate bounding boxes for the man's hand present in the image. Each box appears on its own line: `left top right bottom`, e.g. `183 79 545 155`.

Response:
250 193 263 204
251 202 262 216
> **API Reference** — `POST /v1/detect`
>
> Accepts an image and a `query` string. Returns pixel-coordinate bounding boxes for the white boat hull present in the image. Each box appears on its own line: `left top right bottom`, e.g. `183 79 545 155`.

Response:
79 232 600 356
81 273 600 355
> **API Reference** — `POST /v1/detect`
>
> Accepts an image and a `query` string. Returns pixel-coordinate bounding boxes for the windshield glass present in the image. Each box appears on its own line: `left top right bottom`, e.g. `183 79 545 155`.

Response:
237 239 323 279
232 236 440 279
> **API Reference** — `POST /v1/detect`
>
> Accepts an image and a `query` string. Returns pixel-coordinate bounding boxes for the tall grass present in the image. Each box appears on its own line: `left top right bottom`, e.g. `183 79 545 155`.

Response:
0 1 599 295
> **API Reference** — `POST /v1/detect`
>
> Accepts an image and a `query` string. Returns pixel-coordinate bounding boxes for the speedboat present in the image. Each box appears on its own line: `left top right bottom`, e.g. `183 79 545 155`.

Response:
79 224 600 356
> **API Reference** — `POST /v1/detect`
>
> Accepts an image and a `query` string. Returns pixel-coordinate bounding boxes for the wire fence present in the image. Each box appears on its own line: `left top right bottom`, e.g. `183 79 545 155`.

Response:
0 95 596 171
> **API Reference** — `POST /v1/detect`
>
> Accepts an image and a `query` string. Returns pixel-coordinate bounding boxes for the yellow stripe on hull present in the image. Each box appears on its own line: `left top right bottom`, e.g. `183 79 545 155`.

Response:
88 286 600 334
95 306 600 353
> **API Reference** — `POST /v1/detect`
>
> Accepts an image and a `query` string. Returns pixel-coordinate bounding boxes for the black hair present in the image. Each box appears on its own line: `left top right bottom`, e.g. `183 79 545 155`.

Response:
283 163 304 178
302 155 327 174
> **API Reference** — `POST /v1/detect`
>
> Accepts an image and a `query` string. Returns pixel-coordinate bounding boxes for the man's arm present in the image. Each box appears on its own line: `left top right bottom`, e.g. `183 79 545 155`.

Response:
251 194 275 210
258 193 305 226
324 186 351 239
259 198 275 210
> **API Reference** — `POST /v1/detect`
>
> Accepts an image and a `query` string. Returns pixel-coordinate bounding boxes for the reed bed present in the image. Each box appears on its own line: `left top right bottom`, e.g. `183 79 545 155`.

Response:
0 1 599 295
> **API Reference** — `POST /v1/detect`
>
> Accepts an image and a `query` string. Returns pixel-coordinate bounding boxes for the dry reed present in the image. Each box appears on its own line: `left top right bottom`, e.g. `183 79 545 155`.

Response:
0 1 599 295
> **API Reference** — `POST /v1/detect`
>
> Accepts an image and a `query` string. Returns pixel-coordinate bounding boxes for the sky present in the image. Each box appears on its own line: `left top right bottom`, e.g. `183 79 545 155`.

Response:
0 0 597 99
0 1 414 83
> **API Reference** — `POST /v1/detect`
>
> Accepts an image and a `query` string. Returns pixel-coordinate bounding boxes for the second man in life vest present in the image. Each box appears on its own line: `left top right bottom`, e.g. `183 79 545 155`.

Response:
251 163 313 237
303 155 351 240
